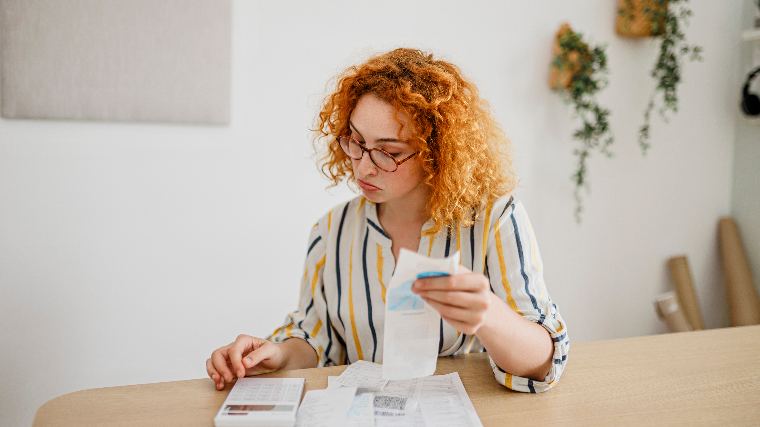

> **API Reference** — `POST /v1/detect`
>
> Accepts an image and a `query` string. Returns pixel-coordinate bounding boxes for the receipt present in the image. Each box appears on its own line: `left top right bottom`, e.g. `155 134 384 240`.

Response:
296 386 357 427
382 249 460 380
417 373 482 427
335 360 388 391
347 392 375 427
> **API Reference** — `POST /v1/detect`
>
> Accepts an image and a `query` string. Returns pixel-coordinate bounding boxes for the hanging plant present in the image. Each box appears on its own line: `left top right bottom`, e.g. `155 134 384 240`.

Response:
550 23 614 223
616 0 703 153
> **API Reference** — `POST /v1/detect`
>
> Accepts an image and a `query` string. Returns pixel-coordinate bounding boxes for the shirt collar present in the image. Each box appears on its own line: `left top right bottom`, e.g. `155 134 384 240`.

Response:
363 198 439 248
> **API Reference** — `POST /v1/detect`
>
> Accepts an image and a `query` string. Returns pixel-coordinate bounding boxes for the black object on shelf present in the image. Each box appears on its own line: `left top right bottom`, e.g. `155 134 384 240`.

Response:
741 66 760 117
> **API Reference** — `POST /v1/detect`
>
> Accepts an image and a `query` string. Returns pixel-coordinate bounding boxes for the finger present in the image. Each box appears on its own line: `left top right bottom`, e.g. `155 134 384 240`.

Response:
414 273 485 292
243 342 279 373
423 296 483 324
206 358 225 390
206 358 219 381
211 348 235 384
228 335 258 378
417 290 486 309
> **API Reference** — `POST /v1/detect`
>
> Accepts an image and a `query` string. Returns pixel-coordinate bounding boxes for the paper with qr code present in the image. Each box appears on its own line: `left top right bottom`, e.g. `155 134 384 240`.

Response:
327 364 481 426
382 249 460 380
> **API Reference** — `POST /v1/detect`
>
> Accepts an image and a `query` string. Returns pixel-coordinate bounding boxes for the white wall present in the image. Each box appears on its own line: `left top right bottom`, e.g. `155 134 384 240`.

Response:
0 1 746 425
733 1 760 296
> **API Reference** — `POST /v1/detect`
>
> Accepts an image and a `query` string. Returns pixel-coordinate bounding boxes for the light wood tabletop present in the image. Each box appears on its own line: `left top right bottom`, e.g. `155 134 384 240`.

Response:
34 325 760 426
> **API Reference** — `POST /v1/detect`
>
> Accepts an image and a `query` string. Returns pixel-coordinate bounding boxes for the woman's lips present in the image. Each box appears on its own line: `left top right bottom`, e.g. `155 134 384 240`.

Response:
358 179 381 191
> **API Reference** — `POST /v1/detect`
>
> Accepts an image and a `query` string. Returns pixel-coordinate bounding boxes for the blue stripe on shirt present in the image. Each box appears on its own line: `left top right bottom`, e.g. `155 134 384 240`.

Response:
307 235 322 256
361 227 378 362
320 284 334 366
511 210 542 316
334 202 350 335
367 218 390 239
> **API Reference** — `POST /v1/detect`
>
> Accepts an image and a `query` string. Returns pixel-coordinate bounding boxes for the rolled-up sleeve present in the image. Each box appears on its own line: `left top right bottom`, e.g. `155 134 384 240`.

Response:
486 200 569 393
266 219 336 367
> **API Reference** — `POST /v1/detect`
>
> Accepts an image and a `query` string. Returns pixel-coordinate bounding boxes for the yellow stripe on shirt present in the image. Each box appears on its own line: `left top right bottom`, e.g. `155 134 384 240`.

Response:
270 325 284 338
311 255 326 296
377 243 387 303
427 234 436 257
310 319 322 337
317 345 324 365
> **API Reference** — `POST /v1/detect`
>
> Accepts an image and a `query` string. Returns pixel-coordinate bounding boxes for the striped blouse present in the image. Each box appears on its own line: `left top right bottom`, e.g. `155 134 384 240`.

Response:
267 194 569 393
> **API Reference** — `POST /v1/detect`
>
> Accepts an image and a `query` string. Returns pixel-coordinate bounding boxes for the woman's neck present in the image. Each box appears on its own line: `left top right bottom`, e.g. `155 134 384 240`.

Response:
377 185 431 227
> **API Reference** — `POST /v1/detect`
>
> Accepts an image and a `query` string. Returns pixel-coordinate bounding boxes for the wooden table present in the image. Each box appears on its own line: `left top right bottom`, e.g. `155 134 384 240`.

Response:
34 325 760 426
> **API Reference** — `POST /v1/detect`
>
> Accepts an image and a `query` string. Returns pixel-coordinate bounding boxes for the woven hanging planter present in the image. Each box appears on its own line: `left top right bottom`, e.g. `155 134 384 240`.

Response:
615 0 668 38
549 23 584 90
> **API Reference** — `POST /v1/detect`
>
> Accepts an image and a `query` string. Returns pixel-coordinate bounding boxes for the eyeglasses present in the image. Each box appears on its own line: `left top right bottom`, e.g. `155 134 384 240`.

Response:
338 135 418 172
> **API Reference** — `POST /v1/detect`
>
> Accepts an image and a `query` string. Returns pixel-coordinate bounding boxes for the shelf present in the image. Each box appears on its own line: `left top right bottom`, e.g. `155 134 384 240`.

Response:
743 29 760 42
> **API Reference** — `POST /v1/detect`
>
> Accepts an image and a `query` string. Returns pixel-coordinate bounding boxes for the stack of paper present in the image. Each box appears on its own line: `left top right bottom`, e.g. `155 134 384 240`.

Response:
310 361 482 427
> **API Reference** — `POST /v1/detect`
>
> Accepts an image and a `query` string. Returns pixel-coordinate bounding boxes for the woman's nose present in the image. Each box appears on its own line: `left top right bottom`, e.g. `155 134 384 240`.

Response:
356 151 378 176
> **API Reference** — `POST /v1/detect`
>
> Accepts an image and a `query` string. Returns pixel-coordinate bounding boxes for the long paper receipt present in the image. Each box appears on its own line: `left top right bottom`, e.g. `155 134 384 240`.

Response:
382 248 460 380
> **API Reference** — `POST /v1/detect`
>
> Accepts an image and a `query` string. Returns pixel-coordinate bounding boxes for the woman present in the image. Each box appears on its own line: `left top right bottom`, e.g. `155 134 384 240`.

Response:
206 48 569 393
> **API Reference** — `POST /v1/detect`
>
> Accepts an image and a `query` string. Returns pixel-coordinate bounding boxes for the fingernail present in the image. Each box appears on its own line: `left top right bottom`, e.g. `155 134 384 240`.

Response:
245 357 253 366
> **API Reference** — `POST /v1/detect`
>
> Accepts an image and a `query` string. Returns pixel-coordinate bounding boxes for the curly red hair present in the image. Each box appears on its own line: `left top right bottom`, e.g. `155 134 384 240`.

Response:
314 48 517 235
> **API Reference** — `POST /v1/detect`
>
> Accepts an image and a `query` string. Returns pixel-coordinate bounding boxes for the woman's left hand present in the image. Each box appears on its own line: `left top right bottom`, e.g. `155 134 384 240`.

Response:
412 266 494 335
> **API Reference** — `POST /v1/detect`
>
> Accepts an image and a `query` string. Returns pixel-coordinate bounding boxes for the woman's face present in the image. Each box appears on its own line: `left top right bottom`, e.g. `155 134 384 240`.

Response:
347 93 428 205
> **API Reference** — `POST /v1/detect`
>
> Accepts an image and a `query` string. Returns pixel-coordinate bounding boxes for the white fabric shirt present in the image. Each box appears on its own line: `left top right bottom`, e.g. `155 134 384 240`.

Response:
268 194 569 393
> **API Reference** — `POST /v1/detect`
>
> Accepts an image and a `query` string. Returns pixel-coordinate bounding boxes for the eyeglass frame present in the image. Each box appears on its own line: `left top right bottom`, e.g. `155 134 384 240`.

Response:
338 135 418 172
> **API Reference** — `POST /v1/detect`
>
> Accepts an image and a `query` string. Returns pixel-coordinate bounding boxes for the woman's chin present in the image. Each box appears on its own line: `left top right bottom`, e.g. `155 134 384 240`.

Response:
361 189 384 202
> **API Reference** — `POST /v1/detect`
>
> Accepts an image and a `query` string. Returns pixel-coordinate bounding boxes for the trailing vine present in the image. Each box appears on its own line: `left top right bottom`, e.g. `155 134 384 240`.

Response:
623 0 703 153
551 24 614 222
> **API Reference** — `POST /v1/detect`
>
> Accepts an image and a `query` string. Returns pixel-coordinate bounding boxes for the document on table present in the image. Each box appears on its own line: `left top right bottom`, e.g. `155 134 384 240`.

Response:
347 392 375 427
416 373 482 427
382 248 460 380
213 377 304 427
295 386 357 427
334 360 388 391
329 361 482 427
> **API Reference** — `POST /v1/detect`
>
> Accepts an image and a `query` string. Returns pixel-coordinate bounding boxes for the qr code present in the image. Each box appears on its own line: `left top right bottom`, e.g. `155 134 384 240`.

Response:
374 395 407 411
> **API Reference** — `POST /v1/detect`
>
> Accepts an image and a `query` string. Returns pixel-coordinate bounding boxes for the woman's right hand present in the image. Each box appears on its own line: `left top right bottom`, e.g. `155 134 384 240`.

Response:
206 334 287 390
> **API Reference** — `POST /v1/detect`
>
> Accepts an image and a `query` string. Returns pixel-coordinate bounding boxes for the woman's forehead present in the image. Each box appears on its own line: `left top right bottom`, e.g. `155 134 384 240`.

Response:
350 94 415 141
